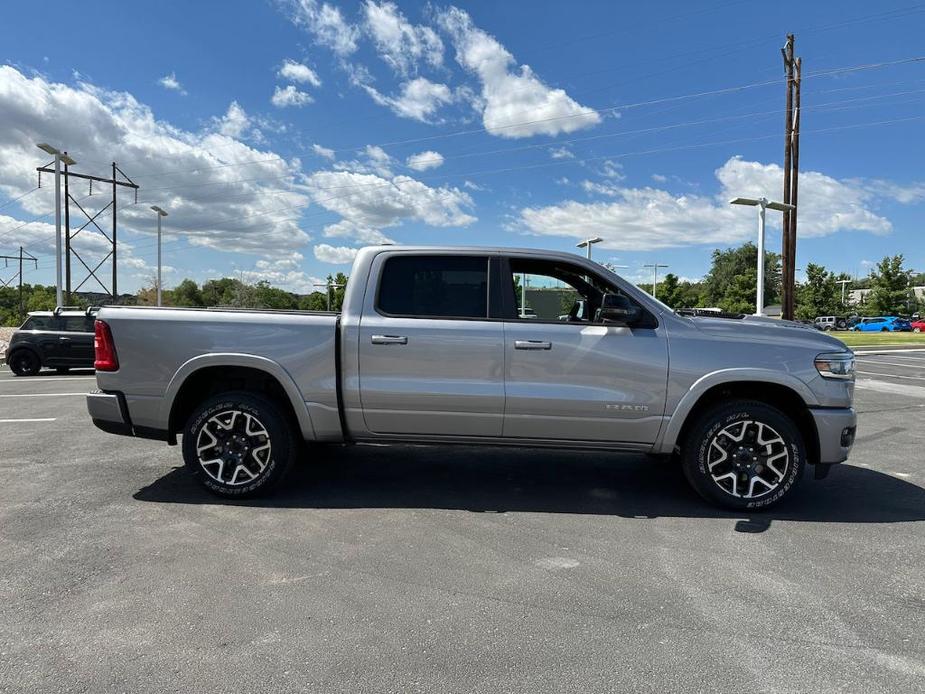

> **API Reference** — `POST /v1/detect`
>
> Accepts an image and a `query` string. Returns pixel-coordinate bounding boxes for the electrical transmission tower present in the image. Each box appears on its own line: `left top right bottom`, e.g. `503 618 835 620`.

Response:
0 246 38 323
36 157 139 304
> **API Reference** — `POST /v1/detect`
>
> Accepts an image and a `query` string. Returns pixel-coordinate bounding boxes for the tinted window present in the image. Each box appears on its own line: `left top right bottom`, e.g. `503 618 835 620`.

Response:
61 316 93 332
22 316 54 330
378 255 489 318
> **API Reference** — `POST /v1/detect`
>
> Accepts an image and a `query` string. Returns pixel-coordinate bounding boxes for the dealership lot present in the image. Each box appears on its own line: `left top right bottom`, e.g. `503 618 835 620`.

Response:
1 355 924 693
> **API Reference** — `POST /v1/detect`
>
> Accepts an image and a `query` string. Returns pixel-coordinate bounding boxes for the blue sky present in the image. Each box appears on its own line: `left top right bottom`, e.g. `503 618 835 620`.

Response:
1 0 923 292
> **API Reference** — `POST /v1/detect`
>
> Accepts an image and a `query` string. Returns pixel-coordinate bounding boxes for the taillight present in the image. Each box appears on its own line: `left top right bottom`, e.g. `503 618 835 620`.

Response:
94 320 119 371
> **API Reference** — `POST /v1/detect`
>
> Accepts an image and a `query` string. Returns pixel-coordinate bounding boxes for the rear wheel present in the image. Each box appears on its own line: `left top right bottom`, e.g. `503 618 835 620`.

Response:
182 391 296 498
881 327 889 332
681 400 805 510
9 350 40 376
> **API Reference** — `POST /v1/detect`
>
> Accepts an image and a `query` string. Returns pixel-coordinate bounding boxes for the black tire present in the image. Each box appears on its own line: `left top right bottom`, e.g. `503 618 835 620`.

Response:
9 350 40 376
181 391 297 498
881 327 889 332
681 400 805 510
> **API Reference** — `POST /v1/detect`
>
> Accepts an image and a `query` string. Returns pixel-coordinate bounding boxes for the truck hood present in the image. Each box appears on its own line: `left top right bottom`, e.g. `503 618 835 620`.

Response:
684 315 850 352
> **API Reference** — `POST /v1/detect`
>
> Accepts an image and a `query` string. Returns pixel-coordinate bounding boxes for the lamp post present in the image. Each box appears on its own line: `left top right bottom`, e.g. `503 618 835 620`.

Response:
642 263 669 299
150 206 168 306
836 278 852 306
729 196 795 316
576 236 603 260
36 143 76 308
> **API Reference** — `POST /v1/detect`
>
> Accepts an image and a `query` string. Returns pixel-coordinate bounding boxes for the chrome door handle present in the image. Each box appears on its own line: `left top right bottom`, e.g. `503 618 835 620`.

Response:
514 340 552 350
371 335 408 345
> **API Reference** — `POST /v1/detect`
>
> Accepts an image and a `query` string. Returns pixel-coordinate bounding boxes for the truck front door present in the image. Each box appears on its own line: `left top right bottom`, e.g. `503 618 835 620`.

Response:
500 256 668 444
357 253 505 437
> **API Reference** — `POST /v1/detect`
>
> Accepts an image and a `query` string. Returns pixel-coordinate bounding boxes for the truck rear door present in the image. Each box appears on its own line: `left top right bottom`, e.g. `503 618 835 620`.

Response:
357 253 505 437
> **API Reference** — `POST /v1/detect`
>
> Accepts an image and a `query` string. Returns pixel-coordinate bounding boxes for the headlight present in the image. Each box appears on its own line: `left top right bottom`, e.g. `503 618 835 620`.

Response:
815 352 855 380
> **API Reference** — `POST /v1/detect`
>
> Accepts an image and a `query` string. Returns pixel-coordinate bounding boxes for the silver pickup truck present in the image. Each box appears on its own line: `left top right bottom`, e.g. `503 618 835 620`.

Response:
87 246 857 509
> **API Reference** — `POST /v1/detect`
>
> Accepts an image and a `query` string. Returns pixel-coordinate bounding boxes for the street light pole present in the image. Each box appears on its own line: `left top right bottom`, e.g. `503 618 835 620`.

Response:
730 196 795 316
36 144 76 308
576 236 603 260
836 279 852 306
150 206 168 306
643 263 669 299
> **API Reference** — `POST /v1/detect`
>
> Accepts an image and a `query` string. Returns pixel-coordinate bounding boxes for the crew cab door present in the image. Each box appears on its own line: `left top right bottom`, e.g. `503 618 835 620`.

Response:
500 256 668 444
357 253 505 437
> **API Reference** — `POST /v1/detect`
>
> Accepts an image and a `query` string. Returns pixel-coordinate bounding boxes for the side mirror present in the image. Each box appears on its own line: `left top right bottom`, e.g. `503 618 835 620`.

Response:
596 293 641 326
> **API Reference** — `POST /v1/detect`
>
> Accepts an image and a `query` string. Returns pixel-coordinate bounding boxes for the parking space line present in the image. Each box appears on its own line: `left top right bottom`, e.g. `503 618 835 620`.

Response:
0 418 57 423
853 348 925 355
0 376 96 384
856 370 925 381
855 379 925 398
854 360 925 369
0 392 88 398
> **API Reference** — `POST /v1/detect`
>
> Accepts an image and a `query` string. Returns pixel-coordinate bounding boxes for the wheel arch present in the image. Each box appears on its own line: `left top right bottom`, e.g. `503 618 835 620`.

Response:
163 354 315 443
658 371 820 465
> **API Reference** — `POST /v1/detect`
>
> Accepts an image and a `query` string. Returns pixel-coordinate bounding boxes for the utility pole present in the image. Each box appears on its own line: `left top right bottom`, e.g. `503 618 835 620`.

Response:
780 35 802 321
0 247 38 323
35 144 75 308
643 263 668 299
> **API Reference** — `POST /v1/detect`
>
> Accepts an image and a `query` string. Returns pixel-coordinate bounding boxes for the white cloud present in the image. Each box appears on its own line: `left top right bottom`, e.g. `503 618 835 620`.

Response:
314 243 359 264
238 253 326 293
549 146 574 160
518 155 900 251
651 173 668 183
157 72 186 95
278 59 322 87
271 84 314 108
305 170 475 235
322 219 394 245
215 101 251 138
334 144 394 177
362 1 443 75
289 0 360 56
0 66 310 267
436 6 600 138
359 75 454 122
312 143 336 159
406 150 444 171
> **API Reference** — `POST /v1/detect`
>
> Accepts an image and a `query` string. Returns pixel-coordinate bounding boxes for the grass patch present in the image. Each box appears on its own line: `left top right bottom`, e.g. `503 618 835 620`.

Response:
832 332 925 348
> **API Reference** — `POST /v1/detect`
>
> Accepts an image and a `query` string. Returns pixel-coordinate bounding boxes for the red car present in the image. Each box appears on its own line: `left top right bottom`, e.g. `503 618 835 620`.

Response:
912 319 925 333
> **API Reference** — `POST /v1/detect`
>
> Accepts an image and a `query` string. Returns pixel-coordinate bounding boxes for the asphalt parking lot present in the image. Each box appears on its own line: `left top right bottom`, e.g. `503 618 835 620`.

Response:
1 353 924 693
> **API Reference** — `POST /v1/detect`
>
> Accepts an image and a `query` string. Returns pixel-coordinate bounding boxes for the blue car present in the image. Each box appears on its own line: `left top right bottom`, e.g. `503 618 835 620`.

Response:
851 316 913 332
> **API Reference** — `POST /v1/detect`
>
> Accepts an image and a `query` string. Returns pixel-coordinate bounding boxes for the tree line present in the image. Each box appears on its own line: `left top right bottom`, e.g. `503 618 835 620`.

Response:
2 248 921 326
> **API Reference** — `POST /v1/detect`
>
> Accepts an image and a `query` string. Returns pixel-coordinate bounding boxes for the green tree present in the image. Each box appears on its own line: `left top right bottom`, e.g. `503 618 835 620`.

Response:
795 263 845 319
169 279 204 307
298 292 329 311
702 243 782 313
865 255 914 315
657 273 682 308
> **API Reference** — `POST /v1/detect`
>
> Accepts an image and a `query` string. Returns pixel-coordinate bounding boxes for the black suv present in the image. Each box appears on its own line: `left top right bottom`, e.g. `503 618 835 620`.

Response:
4 308 97 376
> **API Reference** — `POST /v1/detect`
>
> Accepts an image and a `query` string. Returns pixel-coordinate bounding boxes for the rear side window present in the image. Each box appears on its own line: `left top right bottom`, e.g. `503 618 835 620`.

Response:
21 316 53 330
61 316 93 332
378 255 489 319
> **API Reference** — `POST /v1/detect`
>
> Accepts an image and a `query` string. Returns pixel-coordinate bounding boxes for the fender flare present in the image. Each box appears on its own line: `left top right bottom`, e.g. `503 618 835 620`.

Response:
655 368 817 454
161 353 316 440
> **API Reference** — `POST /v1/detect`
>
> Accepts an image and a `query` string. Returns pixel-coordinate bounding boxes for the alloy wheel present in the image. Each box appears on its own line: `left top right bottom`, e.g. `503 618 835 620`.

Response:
195 409 272 486
706 420 790 499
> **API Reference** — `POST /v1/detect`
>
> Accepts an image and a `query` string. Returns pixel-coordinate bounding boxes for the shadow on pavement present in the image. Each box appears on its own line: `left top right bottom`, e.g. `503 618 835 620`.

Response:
134 445 925 533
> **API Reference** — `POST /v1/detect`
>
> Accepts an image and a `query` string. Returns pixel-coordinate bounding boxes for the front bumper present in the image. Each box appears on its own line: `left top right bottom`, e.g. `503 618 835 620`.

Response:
809 406 857 464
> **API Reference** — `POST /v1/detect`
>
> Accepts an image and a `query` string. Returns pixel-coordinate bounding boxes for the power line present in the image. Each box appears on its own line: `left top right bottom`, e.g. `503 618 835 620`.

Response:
0 187 39 212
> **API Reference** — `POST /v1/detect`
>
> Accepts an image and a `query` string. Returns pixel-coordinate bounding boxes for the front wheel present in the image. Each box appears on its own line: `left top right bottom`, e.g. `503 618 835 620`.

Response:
681 400 805 510
9 350 40 376
182 391 297 498
914 327 921 333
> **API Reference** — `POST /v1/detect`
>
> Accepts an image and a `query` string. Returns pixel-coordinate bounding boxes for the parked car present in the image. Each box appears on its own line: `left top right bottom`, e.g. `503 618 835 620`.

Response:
911 319 925 333
814 316 849 331
851 316 912 332
4 308 97 376
87 246 857 511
